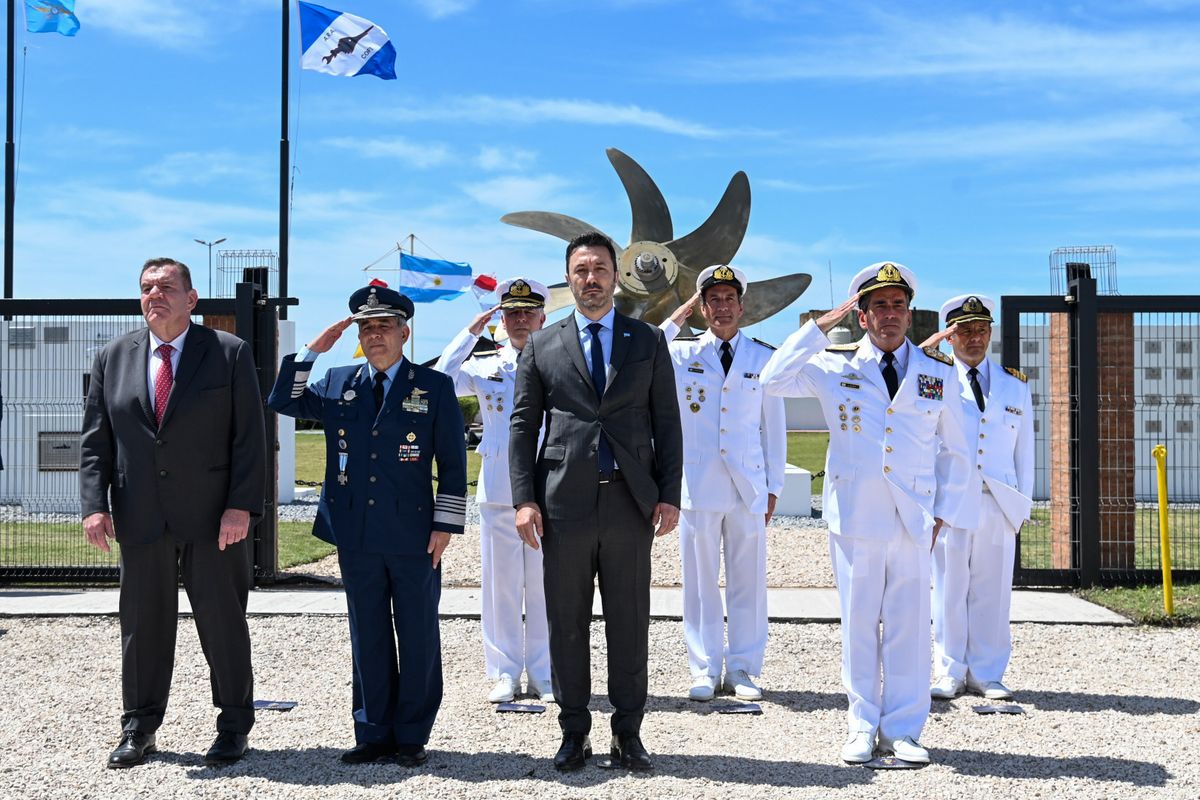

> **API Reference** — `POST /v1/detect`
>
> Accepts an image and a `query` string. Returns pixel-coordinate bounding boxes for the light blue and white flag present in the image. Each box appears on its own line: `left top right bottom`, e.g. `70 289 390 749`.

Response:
398 254 473 302
25 1 80 36
298 2 397 80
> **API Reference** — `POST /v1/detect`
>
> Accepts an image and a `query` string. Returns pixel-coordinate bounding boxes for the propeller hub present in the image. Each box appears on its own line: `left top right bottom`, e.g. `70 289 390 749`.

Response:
617 241 677 297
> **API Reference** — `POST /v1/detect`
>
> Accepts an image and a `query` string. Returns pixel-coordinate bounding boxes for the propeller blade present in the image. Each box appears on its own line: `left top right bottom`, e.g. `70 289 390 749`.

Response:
741 273 814 328
666 171 751 269
545 282 575 314
500 212 624 257
606 148 672 244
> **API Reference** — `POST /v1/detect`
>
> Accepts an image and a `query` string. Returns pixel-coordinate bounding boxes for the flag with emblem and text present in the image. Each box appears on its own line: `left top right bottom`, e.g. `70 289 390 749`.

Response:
25 1 80 36
298 2 397 80
398 254 473 302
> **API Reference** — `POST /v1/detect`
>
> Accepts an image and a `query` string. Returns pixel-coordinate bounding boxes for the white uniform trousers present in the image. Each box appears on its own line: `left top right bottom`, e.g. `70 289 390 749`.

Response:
829 521 931 741
479 503 551 682
680 507 768 677
932 491 1016 684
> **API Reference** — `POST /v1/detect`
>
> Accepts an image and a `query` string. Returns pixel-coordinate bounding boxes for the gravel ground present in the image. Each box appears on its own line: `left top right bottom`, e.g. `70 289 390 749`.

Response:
0 616 1196 799
284 498 836 589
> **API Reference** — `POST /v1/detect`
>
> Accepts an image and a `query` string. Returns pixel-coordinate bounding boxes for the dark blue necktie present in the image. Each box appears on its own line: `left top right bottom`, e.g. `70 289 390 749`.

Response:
587 322 615 473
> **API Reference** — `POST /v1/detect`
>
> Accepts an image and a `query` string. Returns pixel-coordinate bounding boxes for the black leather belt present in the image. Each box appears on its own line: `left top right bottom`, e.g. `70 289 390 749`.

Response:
598 471 624 484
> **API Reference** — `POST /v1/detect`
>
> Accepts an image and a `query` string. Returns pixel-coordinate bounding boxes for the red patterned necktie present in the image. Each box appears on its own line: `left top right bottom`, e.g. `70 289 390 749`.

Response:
154 343 174 428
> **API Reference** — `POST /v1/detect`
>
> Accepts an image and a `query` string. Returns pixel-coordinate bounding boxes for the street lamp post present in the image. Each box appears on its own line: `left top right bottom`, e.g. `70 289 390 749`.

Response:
193 237 227 297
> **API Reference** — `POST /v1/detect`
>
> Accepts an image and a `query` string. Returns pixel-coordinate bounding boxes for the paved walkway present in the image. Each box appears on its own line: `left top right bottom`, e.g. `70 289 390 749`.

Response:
0 586 1130 624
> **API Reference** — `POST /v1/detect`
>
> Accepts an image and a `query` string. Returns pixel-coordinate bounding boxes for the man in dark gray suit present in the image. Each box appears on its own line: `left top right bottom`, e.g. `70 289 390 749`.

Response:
510 231 683 772
80 257 266 769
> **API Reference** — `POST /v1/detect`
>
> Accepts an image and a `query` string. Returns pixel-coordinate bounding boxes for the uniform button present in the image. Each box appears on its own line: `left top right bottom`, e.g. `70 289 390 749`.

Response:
722 407 728 413
977 464 983 469
840 414 848 421
723 387 729 392
159 469 167 477
979 433 986 439
887 408 894 415
372 430 379 437
720 429 727 434
978 449 984 455
368 498 375 506
839 404 846 412
885 446 893 453
981 417 987 423
883 465 891 473
840 423 848 430
369 476 377 483
720 449 727 455
370 453 377 460
155 439 163 446
885 427 893 434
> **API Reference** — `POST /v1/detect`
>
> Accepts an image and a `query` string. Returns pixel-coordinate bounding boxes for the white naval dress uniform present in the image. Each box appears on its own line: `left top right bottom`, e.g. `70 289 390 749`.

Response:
760 320 973 741
435 329 550 684
932 358 1033 684
660 322 787 678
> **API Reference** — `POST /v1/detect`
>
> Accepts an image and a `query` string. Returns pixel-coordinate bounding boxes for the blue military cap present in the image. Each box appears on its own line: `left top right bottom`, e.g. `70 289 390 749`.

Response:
349 283 414 322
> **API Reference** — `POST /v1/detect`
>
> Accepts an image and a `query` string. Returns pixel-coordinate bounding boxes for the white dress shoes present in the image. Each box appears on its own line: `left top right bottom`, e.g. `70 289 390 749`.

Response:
967 679 1014 700
840 731 875 763
688 675 717 701
722 669 763 700
526 677 556 703
487 674 517 703
930 675 965 699
879 735 930 764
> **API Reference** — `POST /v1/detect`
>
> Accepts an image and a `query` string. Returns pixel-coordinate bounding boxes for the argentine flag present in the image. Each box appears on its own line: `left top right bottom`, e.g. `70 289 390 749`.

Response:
298 2 397 80
399 255 473 302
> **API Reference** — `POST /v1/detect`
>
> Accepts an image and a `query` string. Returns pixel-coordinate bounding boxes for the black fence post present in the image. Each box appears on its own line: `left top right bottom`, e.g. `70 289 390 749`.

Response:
1067 264 1100 588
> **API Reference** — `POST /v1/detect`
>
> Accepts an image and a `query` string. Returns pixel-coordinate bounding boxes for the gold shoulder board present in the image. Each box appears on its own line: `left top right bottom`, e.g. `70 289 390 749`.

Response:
923 346 954 366
825 343 857 351
1004 366 1028 382
752 337 777 351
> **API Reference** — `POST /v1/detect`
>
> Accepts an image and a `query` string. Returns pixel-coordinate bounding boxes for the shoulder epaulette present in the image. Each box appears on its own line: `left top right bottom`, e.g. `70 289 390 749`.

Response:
923 346 954 366
674 335 700 341
751 337 777 351
1004 366 1028 382
825 343 857 351
471 351 501 358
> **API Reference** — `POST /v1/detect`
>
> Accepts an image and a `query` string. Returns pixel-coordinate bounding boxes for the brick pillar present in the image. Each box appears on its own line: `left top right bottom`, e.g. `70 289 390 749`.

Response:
1049 315 1072 568
203 315 236 335
1097 313 1136 569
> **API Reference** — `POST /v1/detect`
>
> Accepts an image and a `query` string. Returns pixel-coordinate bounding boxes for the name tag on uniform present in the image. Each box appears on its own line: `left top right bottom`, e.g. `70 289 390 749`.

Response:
402 387 430 413
1005 405 1023 415
839 381 860 390
486 373 504 382
917 374 944 400
743 372 759 380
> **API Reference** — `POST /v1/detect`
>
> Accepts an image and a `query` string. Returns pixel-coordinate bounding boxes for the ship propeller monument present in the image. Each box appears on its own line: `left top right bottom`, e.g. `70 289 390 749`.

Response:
501 148 812 331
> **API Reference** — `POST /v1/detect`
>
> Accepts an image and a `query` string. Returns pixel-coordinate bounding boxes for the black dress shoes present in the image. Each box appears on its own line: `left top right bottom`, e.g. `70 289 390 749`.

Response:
107 730 157 769
611 734 653 771
204 732 248 766
553 732 592 772
340 740 398 764
395 744 428 767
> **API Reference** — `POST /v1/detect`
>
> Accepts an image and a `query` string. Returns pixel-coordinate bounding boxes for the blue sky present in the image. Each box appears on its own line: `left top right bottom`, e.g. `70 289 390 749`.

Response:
7 0 1200 363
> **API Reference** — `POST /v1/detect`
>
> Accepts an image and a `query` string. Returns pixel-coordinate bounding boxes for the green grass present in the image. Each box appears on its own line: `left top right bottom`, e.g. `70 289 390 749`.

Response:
277 520 334 569
1079 582 1200 626
1019 506 1200 571
787 431 828 495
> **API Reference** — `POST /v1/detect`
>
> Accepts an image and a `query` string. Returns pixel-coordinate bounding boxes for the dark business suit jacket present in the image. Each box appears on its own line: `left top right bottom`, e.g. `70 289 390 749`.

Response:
80 324 267 544
509 310 683 520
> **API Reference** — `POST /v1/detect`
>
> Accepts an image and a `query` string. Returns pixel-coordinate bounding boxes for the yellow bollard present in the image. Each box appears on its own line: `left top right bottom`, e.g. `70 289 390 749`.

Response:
1151 444 1174 617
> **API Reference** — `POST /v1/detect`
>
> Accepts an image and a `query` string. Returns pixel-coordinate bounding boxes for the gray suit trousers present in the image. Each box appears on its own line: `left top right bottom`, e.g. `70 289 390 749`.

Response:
542 479 652 737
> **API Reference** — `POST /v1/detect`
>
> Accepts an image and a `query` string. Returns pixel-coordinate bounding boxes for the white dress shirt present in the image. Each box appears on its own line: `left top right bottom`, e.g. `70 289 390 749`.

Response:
148 326 189 414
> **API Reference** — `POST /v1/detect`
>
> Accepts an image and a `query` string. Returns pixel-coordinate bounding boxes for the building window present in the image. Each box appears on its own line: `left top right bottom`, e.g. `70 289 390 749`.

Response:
1033 419 1040 433
1177 394 1195 407
1022 341 1040 354
1025 366 1040 379
1144 393 1162 406
1145 367 1163 380
43 326 69 344
38 432 81 471
1177 367 1194 381
1178 420 1195 434
1031 393 1040 406
8 325 35 349
991 342 1002 354
1178 341 1194 354
1144 341 1163 354
1144 420 1163 433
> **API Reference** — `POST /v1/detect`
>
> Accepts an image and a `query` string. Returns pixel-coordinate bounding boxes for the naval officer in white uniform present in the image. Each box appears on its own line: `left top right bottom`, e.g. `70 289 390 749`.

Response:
922 294 1033 703
435 278 552 704
759 262 973 765
658 265 787 702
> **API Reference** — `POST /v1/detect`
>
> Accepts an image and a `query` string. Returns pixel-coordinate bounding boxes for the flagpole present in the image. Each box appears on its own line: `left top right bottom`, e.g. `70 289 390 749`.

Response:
278 0 290 317
4 0 15 300
406 233 415 360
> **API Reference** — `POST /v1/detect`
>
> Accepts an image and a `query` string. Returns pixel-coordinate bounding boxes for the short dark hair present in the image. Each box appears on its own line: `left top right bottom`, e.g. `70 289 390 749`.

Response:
857 286 912 313
140 258 194 292
565 232 617 271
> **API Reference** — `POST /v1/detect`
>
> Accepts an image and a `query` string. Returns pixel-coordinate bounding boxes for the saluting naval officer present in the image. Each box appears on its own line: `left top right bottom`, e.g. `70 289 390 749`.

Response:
759 262 973 765
434 277 553 705
268 284 467 767
658 265 787 702
921 294 1033 703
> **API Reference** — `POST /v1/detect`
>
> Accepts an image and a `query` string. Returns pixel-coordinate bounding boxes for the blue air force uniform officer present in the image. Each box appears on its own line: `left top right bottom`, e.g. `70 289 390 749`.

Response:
268 284 467 768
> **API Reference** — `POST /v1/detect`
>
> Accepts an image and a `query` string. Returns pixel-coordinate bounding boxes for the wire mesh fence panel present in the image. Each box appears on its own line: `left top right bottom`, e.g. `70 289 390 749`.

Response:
1 314 146 578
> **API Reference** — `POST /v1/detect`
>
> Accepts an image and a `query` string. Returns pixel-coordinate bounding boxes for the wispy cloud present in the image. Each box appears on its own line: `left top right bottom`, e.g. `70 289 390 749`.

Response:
461 174 582 212
759 178 861 193
1058 165 1200 193
409 0 477 19
140 151 269 187
813 111 1192 162
678 11 1200 93
476 146 538 172
322 137 452 168
82 0 277 46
